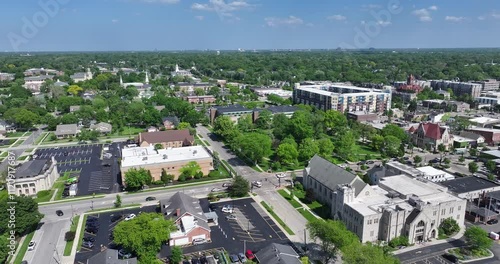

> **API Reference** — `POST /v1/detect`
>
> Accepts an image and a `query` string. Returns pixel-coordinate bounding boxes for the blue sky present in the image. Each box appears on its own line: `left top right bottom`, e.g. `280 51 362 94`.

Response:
1 0 500 51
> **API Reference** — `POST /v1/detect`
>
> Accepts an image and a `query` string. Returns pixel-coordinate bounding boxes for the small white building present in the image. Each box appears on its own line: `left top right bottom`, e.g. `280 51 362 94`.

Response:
416 166 455 182
70 68 93 83
7 157 59 196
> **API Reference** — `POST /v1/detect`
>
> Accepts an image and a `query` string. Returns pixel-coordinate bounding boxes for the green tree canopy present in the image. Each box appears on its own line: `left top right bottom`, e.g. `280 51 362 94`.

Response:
439 217 460 236
0 195 43 235
464 226 493 251
124 168 152 190
276 142 299 165
229 175 250 197
179 161 202 177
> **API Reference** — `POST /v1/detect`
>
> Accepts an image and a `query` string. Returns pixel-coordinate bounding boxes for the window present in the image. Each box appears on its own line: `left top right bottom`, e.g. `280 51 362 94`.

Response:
431 220 435 225
433 211 437 216
458 206 461 211
367 220 372 225
441 209 446 215
374 219 379 224
449 207 454 214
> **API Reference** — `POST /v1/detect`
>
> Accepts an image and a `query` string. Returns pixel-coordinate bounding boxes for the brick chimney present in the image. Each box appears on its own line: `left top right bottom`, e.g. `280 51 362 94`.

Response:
176 208 181 216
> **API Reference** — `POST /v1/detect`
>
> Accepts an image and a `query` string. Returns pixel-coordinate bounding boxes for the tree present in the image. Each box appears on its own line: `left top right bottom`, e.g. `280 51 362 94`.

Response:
179 161 202 178
439 217 460 236
317 137 334 158
486 160 497 173
154 143 163 150
469 148 478 157
371 134 385 151
324 110 348 135
114 194 122 208
288 111 314 142
307 219 360 263
234 132 272 164
437 144 447 163
113 212 176 261
459 155 465 163
229 175 249 197
277 142 299 165
342 242 400 264
272 114 290 140
298 138 320 162
67 84 83 96
161 169 173 184
381 124 408 142
0 195 43 235
464 226 493 251
468 162 479 174
335 131 356 160
213 116 238 141
124 168 152 190
300 256 310 264
255 110 272 130
383 135 402 157
237 114 254 132
413 155 422 164
0 235 9 264
170 246 183 263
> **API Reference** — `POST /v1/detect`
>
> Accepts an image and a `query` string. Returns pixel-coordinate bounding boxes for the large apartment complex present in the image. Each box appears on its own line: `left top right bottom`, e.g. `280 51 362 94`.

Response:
303 155 466 244
430 80 482 98
293 82 391 113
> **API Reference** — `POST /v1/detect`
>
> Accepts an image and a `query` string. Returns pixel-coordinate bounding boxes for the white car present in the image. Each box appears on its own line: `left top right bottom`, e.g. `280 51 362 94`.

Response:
252 181 262 188
124 214 136 221
28 241 36 251
276 173 286 178
221 205 233 213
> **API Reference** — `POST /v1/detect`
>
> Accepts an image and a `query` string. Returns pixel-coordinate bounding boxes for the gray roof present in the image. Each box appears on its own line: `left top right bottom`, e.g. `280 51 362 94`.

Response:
55 124 78 136
70 72 86 79
214 104 252 114
307 155 366 196
90 122 112 133
439 176 499 194
24 75 54 81
162 116 180 126
259 105 299 114
54 80 68 87
159 192 209 231
87 248 137 264
459 131 484 141
486 190 500 201
15 159 50 179
69 105 81 112
255 243 301 264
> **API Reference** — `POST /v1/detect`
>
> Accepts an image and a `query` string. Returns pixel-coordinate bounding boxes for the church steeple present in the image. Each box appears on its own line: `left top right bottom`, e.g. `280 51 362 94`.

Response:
145 71 149 84
175 64 179 72
119 75 123 86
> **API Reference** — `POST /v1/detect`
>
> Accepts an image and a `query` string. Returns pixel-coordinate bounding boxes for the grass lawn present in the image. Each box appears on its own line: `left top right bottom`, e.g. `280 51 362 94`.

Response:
108 126 144 138
221 160 237 176
352 143 382 158
13 230 35 264
0 151 8 158
195 139 205 146
17 155 28 161
76 215 87 251
0 189 8 201
298 208 318 222
7 131 27 138
260 201 295 235
63 215 80 256
293 189 330 219
34 132 48 145
34 190 54 203
203 140 211 146
277 189 302 208
0 139 16 148
12 139 25 147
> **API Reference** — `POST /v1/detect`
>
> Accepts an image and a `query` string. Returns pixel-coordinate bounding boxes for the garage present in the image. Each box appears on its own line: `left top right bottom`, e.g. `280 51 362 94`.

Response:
170 237 189 246
191 234 206 241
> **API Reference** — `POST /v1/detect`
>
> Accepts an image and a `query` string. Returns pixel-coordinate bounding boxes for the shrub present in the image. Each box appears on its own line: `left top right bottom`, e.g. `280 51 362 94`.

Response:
65 231 76 241
194 171 203 179
389 236 409 248
439 217 460 236
294 182 304 192
178 174 187 182
151 180 164 185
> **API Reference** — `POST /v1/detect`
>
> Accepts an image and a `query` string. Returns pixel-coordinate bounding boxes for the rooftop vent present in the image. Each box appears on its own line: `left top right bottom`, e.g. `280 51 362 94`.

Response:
163 154 168 160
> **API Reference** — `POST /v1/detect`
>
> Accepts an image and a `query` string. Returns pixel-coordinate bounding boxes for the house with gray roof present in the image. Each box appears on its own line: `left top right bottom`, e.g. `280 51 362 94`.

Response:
87 248 137 264
303 155 368 216
8 157 59 196
162 116 179 130
255 243 301 264
160 192 211 246
69 105 81 113
90 122 112 134
55 124 79 139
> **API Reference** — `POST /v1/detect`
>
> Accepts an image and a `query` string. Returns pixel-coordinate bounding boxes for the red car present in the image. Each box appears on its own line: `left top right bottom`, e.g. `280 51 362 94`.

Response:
245 249 255 260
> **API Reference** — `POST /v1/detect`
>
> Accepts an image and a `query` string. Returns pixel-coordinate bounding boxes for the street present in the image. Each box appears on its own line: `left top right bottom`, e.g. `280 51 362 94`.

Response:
0 129 42 173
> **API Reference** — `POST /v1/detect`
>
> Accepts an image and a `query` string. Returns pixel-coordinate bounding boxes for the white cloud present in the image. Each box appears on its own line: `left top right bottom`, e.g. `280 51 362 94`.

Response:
195 15 205 20
412 8 432 22
135 0 180 4
327 15 347 21
191 0 252 19
477 11 500 20
111 19 119 23
429 5 438 11
377 20 391 26
361 4 381 10
445 16 465 22
478 15 486 20
265 16 304 27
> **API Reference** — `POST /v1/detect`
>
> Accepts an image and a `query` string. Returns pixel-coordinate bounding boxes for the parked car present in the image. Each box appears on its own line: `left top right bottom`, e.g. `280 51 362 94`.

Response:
222 205 233 213
222 183 232 188
229 254 240 264
83 236 96 243
199 256 207 264
192 238 207 245
27 241 36 251
118 249 132 259
226 214 237 220
110 214 122 222
145 196 156 201
82 241 94 248
441 253 459 263
20 261 28 264
56 210 64 216
85 226 99 234
125 214 136 221
237 253 247 263
487 219 499 225
245 250 255 260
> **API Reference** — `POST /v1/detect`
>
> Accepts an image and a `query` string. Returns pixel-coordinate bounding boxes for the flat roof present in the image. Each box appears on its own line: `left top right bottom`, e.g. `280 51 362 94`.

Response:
469 117 500 124
295 86 387 96
379 175 448 196
439 176 499 194
121 145 211 167
468 127 500 133
417 166 447 177
453 135 475 143
387 162 422 176
483 150 500 158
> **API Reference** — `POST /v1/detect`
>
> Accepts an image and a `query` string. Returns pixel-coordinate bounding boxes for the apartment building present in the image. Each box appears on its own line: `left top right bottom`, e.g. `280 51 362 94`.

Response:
474 79 500 91
430 80 482 98
293 82 391 113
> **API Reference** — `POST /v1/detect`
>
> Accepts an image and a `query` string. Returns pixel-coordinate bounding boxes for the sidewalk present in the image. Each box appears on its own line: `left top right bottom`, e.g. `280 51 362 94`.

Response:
393 228 465 255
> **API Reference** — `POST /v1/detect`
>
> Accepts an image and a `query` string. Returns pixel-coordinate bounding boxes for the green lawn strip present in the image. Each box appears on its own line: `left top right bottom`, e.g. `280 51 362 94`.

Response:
7 131 27 138
0 151 7 158
109 126 144 137
277 189 302 208
0 139 16 148
17 155 28 161
203 140 211 146
13 230 36 264
34 190 54 203
195 139 205 146
76 215 88 251
125 177 229 195
34 132 48 144
260 201 295 235
87 204 141 213
54 181 67 200
63 215 80 256
12 139 25 147
221 160 237 175
298 208 319 222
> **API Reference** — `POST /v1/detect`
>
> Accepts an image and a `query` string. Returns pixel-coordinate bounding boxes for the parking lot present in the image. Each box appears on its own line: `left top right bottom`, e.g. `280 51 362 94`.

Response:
159 197 290 258
403 255 454 264
33 143 122 196
74 205 158 264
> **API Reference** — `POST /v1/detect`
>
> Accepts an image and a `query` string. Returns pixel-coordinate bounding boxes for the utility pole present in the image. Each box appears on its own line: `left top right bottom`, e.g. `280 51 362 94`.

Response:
304 228 307 251
243 240 246 253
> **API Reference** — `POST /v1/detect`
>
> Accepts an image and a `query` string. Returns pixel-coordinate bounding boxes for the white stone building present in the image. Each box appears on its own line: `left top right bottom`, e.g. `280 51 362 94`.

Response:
7 158 59 196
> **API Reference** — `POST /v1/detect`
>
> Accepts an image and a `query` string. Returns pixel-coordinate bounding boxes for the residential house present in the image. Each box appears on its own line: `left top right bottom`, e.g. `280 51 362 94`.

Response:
160 192 211 246
185 95 216 104
255 243 301 264
466 127 500 145
69 105 81 113
120 145 213 182
0 120 15 138
154 105 165 111
7 158 59 196
55 124 79 139
209 104 253 124
23 68 62 76
87 248 137 264
23 75 54 92
162 116 180 130
0 72 15 81
90 122 112 134
53 79 69 87
137 130 194 149
409 122 453 151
